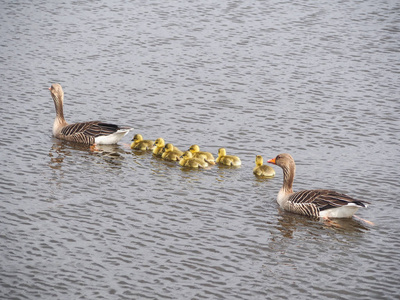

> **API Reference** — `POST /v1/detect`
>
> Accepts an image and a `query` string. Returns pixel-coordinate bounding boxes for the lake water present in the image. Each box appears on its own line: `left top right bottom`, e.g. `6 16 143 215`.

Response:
1 0 400 299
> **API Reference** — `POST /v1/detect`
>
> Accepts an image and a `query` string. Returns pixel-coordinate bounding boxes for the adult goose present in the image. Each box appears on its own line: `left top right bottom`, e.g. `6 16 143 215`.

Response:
49 83 132 145
267 153 368 218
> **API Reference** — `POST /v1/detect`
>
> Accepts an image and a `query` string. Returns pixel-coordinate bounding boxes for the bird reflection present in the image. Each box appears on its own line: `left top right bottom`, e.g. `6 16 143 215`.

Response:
48 139 128 170
274 209 370 239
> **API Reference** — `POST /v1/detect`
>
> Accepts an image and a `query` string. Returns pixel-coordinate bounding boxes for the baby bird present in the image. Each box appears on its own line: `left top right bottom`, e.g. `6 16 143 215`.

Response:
253 155 275 178
153 137 166 156
179 151 209 168
188 144 216 165
130 134 154 150
162 143 183 161
216 148 241 166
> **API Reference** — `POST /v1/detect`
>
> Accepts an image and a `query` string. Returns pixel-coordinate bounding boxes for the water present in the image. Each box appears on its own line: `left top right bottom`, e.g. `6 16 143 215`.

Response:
1 0 400 299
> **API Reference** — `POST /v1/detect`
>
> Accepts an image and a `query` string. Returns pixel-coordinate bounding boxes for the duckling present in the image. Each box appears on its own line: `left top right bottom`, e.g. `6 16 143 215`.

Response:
130 134 154 150
216 148 241 166
179 151 209 168
253 155 275 177
188 144 216 165
153 137 166 156
153 138 180 157
162 143 184 161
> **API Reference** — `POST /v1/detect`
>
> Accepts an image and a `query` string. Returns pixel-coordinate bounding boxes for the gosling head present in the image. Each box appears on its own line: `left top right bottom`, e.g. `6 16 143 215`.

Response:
217 148 227 157
154 137 165 147
181 151 194 159
189 144 200 153
132 134 143 142
164 143 174 152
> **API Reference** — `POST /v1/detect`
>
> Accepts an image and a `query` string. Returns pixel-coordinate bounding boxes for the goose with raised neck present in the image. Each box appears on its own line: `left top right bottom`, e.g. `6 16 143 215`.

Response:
268 153 368 218
49 83 132 145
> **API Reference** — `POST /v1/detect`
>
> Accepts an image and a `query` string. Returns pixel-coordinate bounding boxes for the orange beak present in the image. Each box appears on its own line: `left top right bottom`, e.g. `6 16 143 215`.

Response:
267 157 276 164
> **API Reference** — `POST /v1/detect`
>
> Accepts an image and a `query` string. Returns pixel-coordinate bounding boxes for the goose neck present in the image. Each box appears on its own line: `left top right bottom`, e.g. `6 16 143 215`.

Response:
281 164 295 193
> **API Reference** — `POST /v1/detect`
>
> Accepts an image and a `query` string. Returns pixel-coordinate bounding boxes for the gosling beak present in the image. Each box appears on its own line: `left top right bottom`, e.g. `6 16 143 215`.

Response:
267 158 276 164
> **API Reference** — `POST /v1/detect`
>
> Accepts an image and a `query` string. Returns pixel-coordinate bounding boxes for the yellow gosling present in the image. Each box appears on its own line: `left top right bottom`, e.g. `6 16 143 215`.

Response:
179 151 209 168
188 144 216 165
162 143 183 161
253 155 275 177
130 134 154 150
153 137 166 156
216 148 241 166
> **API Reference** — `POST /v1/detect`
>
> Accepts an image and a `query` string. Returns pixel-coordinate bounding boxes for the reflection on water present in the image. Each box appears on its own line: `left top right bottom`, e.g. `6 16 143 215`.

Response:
1 0 400 298
273 210 370 240
48 139 130 170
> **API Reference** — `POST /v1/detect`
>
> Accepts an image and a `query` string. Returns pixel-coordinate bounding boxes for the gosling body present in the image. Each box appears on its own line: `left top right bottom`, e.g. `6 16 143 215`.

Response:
189 144 216 165
162 143 183 161
253 155 275 177
216 148 241 166
179 151 209 168
130 134 154 150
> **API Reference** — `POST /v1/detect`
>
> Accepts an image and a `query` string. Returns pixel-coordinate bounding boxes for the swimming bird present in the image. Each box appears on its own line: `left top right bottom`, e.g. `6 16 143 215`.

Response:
267 153 368 218
153 138 180 157
130 134 154 150
49 83 132 145
253 155 275 177
216 148 241 166
162 143 183 161
179 151 209 168
153 138 166 156
188 144 216 165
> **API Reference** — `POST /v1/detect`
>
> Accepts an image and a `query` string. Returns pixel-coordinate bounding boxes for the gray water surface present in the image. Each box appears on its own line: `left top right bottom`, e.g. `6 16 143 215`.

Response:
1 0 400 299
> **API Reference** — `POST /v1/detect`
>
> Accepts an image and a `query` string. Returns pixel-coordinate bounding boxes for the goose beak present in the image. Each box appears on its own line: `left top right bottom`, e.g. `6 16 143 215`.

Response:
267 158 276 164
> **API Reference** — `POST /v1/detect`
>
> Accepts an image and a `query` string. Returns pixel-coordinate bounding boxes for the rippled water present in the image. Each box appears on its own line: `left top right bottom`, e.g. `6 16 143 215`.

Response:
1 0 400 299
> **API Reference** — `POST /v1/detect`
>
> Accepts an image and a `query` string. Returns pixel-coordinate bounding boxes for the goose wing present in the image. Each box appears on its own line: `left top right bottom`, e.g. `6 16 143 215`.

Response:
289 189 368 211
60 121 121 144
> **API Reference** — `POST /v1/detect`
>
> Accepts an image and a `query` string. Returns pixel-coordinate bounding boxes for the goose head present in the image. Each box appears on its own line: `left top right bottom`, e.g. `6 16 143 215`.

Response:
49 83 63 103
267 153 295 169
49 83 65 117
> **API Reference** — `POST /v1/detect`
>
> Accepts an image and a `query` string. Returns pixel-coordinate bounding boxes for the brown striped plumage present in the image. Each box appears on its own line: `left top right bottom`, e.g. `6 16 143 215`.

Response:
49 83 132 145
268 153 368 218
